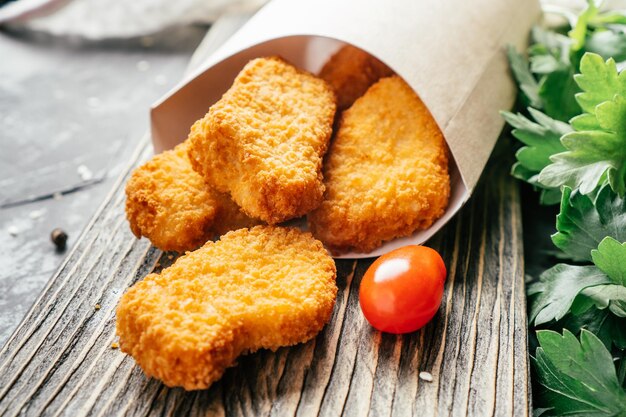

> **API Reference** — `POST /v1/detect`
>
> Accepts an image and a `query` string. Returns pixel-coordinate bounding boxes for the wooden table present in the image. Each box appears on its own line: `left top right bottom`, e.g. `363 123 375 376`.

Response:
0 16 531 416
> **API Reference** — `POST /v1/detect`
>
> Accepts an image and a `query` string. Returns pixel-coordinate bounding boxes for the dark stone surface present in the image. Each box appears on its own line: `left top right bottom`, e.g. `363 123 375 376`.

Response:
0 26 205 346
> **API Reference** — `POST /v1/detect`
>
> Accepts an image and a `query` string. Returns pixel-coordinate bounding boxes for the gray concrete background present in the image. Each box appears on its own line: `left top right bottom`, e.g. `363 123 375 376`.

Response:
0 26 205 346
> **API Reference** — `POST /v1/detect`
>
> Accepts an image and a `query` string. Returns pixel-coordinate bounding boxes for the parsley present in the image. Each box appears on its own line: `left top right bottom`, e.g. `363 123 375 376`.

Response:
507 46 542 108
593 237 626 285
539 53 626 196
531 22 582 122
503 2 626 414
552 185 626 262
573 284 626 318
568 0 598 51
530 236 626 326
529 264 610 325
558 308 626 350
533 329 626 416
508 28 581 122
538 64 581 122
501 109 569 204
571 53 626 116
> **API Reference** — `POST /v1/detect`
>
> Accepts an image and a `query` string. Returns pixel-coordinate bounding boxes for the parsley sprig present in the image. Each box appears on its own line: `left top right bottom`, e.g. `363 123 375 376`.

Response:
539 54 626 195
503 1 626 414
552 185 626 262
529 236 626 327
533 330 626 416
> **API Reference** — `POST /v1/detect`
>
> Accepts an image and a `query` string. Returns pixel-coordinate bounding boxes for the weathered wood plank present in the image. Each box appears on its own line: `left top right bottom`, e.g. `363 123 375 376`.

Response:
0 17 530 417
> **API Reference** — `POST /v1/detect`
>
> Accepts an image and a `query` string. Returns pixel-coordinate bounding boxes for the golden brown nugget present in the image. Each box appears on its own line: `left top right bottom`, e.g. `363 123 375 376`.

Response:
125 141 258 252
309 76 450 254
187 57 336 225
319 45 393 111
116 226 337 390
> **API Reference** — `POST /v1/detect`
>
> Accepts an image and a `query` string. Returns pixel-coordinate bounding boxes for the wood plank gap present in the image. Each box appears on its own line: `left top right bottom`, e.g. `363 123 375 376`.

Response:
440 198 475 415
460 187 489 415
70 331 125 416
432 216 463 416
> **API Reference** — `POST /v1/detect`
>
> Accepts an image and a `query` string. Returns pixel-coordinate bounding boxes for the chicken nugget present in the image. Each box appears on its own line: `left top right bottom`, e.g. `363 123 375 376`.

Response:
187 57 336 224
116 225 337 390
319 45 393 111
308 76 450 254
125 141 258 252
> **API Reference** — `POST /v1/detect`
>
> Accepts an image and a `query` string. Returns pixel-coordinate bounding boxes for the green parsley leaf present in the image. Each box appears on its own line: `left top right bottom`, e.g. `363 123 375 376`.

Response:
525 13 582 123
503 108 570 171
558 308 626 350
529 264 610 325
552 186 626 262
592 237 626 285
573 53 626 116
508 25 580 121
539 53 626 195
530 234 626 326
568 0 598 51
530 26 572 63
574 238 626 316
572 284 626 318
530 54 562 75
507 46 543 108
533 329 626 416
538 65 581 122
502 109 569 204
511 163 562 204
589 8 626 27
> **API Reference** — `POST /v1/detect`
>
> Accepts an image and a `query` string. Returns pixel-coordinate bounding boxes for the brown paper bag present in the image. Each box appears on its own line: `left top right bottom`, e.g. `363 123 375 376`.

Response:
150 0 540 258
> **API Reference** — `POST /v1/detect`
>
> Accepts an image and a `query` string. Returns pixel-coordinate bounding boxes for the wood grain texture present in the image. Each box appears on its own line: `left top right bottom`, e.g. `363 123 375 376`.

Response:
0 18 531 417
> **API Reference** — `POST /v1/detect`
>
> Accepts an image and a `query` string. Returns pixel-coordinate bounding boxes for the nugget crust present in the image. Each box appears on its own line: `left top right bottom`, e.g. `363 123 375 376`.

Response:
309 76 450 254
125 142 258 252
319 45 393 111
116 226 337 390
187 57 336 224
125 142 218 252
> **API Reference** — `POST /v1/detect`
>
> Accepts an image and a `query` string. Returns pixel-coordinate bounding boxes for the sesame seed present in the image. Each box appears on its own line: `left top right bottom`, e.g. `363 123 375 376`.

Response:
419 371 433 382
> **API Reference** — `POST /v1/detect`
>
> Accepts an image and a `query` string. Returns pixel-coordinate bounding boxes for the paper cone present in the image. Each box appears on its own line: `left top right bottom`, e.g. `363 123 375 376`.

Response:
150 0 540 258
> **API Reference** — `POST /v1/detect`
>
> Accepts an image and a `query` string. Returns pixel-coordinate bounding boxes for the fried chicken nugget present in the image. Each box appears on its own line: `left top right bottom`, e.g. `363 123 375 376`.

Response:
125 141 258 252
187 57 336 224
116 226 337 390
308 76 450 254
319 45 393 111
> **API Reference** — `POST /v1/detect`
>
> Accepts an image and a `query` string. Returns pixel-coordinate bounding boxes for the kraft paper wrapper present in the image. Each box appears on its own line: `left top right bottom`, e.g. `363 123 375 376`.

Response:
150 0 540 258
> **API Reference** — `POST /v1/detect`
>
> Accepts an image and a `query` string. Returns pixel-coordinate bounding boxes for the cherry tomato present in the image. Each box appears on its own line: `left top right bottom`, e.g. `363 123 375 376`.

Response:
359 245 446 334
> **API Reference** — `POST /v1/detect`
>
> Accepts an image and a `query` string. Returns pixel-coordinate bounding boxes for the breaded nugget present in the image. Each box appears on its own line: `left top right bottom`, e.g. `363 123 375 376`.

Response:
187 57 336 224
116 226 337 390
125 141 258 252
319 45 393 111
308 76 450 254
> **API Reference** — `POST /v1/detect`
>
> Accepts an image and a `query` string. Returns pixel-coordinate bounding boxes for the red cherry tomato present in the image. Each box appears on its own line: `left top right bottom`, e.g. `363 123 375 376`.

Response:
359 245 446 334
